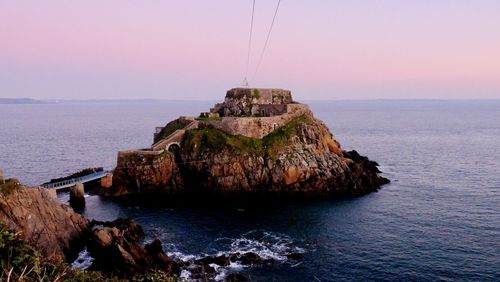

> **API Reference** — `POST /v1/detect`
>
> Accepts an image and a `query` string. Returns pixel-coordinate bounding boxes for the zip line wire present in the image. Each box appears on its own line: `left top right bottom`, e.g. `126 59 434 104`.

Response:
242 0 282 86
252 0 282 82
243 0 256 87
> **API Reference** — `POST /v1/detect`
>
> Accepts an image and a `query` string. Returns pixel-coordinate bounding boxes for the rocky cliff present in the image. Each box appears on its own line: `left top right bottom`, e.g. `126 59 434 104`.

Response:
107 110 389 199
0 180 90 260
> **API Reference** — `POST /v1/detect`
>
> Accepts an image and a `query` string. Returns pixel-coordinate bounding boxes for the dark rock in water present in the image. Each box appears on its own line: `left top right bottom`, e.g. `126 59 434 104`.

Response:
145 239 180 274
196 254 230 267
239 252 262 265
263 258 275 265
181 251 273 279
189 264 217 280
225 273 249 282
204 265 217 278
69 183 85 210
0 185 90 261
286 252 304 260
229 252 241 262
87 218 179 277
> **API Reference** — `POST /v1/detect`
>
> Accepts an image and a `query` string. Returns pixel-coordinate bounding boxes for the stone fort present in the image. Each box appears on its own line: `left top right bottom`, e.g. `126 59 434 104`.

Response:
150 88 311 152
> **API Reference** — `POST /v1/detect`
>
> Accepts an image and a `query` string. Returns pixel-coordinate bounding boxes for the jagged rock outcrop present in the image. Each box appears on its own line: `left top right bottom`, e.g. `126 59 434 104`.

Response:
109 111 389 198
88 218 180 277
0 182 90 260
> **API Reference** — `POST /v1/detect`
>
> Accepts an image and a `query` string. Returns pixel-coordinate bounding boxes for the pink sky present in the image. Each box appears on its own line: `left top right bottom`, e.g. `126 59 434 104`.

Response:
1 0 499 100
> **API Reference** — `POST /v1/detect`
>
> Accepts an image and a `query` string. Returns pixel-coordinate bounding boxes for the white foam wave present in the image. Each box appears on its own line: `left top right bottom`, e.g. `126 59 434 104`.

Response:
71 247 94 270
223 230 306 261
162 230 308 281
180 269 191 280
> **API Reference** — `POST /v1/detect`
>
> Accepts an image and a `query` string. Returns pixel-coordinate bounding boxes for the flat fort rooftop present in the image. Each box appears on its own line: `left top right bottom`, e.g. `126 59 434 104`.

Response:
225 88 293 105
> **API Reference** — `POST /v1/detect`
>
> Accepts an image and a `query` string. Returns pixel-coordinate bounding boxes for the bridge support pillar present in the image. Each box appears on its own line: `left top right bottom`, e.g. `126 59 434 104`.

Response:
69 183 85 210
101 173 113 189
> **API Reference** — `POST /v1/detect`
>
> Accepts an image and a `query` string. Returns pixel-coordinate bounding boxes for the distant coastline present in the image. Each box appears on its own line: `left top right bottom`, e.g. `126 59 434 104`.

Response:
0 98 54 104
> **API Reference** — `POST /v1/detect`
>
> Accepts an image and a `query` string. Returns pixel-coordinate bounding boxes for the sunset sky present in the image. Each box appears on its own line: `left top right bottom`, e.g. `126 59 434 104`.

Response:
1 0 499 100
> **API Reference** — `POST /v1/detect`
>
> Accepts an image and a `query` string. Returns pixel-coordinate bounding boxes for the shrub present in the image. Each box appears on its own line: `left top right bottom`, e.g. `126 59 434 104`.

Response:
156 119 191 142
0 178 21 196
251 89 261 99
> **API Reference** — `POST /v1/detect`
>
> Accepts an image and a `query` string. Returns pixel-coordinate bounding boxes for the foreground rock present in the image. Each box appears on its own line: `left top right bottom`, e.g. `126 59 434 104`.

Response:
106 88 389 199
0 180 90 260
88 218 180 277
0 177 291 280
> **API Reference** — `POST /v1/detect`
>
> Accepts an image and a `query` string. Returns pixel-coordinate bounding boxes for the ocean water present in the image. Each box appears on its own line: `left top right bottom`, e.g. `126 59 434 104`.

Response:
1 100 499 281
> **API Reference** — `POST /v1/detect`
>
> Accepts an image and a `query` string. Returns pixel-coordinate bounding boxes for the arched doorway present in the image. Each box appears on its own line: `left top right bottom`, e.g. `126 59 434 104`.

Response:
167 143 182 162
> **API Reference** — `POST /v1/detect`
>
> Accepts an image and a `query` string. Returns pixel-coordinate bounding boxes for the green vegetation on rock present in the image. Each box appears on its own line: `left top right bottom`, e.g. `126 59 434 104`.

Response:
196 115 222 121
0 178 21 196
251 89 261 99
184 115 313 156
0 222 109 281
158 119 191 141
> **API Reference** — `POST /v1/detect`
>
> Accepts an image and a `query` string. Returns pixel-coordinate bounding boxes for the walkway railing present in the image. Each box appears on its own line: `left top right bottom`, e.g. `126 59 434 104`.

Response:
41 171 109 190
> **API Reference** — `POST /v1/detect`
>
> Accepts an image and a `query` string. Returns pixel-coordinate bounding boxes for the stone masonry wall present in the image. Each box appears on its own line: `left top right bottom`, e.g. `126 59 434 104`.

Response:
212 88 293 117
225 88 292 104
198 104 311 139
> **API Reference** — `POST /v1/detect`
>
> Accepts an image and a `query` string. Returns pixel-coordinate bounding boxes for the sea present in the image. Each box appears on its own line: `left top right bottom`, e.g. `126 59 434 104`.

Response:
1 100 499 281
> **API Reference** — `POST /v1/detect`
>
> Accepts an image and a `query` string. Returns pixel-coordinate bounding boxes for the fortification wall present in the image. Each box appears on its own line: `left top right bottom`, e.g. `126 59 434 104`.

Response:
198 104 311 138
214 88 293 117
225 88 292 104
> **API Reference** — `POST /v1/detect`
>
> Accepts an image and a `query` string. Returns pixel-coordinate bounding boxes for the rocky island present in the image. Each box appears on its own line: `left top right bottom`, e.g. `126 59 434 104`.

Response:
104 88 389 199
0 88 389 281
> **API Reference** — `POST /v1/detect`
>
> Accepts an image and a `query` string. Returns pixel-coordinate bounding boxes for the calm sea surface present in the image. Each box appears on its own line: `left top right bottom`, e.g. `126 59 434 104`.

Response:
1 100 499 281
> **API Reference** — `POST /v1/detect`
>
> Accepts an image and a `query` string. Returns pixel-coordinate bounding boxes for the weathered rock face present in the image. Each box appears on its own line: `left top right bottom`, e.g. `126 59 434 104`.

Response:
109 111 389 198
181 115 388 197
104 150 184 196
0 185 90 260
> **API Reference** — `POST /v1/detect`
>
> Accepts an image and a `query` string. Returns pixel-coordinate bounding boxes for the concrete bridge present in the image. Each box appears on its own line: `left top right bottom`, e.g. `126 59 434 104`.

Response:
41 170 110 190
